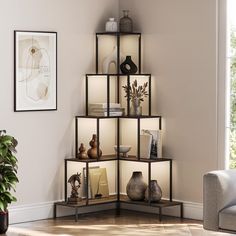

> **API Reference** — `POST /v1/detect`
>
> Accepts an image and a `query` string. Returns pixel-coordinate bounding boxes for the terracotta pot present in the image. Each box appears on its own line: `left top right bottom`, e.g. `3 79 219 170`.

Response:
0 210 8 234
126 171 147 201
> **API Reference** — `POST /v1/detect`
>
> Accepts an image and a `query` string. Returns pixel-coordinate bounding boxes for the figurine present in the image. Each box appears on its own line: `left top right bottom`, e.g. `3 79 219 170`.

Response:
67 172 82 203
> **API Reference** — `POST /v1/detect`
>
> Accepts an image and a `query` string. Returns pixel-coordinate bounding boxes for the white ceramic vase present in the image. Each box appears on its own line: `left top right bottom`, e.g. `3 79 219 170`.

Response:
105 18 118 32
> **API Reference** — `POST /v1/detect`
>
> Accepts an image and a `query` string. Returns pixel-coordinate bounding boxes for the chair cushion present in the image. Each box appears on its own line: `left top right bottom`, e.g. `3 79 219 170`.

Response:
219 205 236 231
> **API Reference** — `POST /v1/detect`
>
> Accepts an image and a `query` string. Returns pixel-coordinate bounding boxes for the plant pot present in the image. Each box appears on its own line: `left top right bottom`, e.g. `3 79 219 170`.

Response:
0 211 8 234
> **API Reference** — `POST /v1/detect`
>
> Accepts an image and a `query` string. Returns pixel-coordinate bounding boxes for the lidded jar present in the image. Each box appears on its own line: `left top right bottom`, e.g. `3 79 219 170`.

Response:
119 10 133 32
105 18 118 32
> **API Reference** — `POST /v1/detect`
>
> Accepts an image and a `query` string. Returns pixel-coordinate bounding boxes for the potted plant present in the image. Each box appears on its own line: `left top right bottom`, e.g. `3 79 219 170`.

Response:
0 130 18 234
122 79 148 116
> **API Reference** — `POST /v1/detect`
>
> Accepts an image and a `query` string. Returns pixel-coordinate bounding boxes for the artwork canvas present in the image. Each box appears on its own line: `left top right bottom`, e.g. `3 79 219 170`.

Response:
89 168 109 199
14 31 57 111
142 129 162 159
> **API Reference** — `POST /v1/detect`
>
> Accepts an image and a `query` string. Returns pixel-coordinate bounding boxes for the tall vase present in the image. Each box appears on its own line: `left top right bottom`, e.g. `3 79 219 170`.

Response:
126 171 147 201
120 10 133 32
130 98 142 116
145 180 162 202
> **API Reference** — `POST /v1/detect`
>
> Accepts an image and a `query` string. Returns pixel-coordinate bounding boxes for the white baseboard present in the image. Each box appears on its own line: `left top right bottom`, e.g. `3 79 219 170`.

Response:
9 199 203 224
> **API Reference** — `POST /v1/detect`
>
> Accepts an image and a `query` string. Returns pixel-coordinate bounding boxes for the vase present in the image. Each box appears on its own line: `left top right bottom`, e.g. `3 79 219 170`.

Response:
78 143 87 159
120 10 133 33
126 171 147 201
87 134 102 159
120 56 137 75
105 18 118 32
0 211 8 234
145 180 162 202
130 99 142 116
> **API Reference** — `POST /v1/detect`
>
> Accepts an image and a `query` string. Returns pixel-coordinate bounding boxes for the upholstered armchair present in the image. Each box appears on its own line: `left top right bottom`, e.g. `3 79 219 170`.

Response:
203 170 236 232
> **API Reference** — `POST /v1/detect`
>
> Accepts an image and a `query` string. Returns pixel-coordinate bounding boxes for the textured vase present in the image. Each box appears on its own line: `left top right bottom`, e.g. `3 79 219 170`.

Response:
130 99 142 116
120 56 137 75
105 18 118 32
0 211 8 234
126 171 147 201
120 10 133 32
145 180 162 202
87 134 102 159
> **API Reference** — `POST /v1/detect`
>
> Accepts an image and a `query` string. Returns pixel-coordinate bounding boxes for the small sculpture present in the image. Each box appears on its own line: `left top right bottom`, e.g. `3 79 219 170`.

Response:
67 172 82 203
87 134 102 159
120 56 137 75
78 143 87 159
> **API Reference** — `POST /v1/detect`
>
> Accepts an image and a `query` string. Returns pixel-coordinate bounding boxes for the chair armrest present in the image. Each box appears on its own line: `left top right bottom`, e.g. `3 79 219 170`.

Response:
203 170 236 231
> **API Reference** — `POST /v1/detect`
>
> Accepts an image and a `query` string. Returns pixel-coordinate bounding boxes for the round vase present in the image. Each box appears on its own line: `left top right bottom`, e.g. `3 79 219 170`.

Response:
130 99 142 116
145 180 162 202
120 56 137 75
0 211 8 234
105 18 118 32
120 10 133 32
87 134 102 159
126 171 147 201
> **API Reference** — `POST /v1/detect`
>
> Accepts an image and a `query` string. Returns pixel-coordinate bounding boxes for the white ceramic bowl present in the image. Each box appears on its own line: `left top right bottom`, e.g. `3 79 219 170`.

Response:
114 145 131 157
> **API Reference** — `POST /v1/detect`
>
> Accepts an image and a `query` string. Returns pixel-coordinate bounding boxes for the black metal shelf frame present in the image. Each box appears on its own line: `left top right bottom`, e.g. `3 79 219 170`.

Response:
85 74 152 117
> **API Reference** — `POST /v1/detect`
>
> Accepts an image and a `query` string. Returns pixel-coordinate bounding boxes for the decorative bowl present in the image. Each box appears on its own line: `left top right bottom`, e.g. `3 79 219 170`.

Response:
114 145 131 157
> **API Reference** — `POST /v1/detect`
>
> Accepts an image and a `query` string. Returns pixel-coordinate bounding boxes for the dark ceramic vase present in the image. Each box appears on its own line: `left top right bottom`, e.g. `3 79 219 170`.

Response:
145 180 162 202
120 10 133 32
120 56 138 75
126 171 147 201
0 211 8 234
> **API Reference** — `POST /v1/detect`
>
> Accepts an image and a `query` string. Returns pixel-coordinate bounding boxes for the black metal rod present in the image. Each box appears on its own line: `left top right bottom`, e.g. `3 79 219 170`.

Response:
86 162 89 206
117 118 120 201
85 75 88 116
107 75 110 116
127 75 130 116
137 118 140 160
117 75 120 104
149 75 152 116
117 34 120 74
180 203 184 219
159 117 162 130
75 118 78 158
170 160 172 201
64 160 67 202
139 35 141 73
97 118 100 161
148 162 151 205
159 207 162 221
96 35 98 73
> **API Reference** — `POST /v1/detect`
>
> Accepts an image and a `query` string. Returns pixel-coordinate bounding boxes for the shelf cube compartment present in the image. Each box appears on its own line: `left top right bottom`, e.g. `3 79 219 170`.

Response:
75 117 118 160
85 74 152 117
96 33 141 74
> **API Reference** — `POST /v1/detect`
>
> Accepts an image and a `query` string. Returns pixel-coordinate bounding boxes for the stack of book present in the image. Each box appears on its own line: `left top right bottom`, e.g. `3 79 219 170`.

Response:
88 103 124 117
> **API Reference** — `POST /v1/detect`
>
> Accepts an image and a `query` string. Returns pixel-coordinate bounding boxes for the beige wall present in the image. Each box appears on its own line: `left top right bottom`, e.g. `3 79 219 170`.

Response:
0 0 118 206
119 0 218 203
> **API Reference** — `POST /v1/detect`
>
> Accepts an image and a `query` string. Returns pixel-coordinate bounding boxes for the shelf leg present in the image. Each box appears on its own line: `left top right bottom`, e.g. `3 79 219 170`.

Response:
159 207 162 221
180 203 184 219
53 204 57 219
75 207 78 222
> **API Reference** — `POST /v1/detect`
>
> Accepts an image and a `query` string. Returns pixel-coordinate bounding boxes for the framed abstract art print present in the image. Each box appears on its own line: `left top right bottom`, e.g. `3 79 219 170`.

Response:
14 31 57 111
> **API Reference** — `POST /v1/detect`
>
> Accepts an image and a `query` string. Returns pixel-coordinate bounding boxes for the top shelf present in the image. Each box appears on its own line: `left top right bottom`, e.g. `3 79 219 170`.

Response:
96 32 141 36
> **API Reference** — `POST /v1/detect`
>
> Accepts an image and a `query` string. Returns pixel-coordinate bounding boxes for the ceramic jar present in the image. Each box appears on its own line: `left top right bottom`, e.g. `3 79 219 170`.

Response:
87 134 102 159
145 180 162 202
126 171 147 201
120 10 133 33
105 18 118 32
130 98 142 116
120 56 138 75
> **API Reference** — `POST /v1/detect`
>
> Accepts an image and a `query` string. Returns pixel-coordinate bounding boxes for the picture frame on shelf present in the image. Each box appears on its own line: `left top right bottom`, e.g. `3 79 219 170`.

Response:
14 30 57 111
142 129 162 159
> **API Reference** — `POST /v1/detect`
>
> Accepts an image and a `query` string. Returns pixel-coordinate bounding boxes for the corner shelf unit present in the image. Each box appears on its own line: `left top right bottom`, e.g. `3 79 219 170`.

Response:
54 31 183 221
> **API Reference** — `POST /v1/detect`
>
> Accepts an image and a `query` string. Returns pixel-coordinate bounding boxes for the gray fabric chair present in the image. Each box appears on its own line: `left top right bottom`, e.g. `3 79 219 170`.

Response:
203 170 236 232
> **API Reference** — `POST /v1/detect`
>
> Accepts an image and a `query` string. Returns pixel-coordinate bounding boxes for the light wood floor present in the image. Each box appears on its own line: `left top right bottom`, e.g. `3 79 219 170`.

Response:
5 210 235 236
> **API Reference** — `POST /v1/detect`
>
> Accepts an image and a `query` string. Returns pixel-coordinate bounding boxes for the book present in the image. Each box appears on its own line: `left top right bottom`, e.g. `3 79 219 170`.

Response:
88 108 124 113
88 111 123 117
142 129 162 159
140 134 152 159
89 103 121 109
